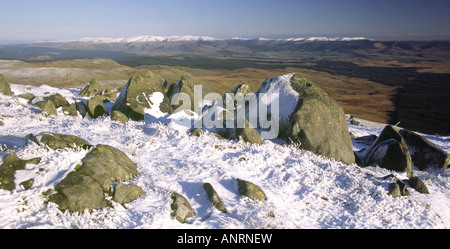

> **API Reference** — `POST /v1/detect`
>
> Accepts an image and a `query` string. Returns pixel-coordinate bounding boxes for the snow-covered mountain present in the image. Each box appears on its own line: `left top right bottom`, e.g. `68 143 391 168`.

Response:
56 35 370 44
0 81 449 229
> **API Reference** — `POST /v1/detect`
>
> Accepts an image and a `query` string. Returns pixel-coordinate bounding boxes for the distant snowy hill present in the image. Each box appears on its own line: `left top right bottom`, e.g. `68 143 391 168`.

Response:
0 82 449 229
53 35 370 44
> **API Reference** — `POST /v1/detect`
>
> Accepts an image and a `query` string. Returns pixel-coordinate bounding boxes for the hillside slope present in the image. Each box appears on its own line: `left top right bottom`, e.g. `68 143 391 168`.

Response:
0 83 449 228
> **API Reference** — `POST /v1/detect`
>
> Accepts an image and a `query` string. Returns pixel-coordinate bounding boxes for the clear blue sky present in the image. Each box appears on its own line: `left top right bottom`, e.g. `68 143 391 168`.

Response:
1 0 450 43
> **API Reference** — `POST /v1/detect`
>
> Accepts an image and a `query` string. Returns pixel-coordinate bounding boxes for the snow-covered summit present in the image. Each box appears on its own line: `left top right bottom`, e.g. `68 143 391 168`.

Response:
72 35 220 43
55 35 370 44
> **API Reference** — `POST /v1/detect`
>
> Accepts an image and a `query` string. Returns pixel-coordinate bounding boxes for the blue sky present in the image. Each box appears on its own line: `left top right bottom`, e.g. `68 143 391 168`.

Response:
1 0 450 43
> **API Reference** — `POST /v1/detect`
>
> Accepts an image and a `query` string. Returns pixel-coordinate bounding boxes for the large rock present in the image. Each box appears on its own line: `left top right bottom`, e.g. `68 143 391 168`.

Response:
234 118 263 145
42 93 69 108
170 192 196 223
87 95 107 118
0 74 13 96
34 100 57 116
169 74 195 112
49 171 108 212
363 125 414 177
33 132 92 150
76 144 139 192
80 78 101 97
112 71 172 120
101 88 117 102
253 73 355 164
49 144 140 212
399 129 449 170
0 153 41 191
32 93 69 115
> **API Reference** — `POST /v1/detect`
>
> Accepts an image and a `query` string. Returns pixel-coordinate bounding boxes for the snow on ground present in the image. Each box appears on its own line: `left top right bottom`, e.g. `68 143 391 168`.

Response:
0 83 449 229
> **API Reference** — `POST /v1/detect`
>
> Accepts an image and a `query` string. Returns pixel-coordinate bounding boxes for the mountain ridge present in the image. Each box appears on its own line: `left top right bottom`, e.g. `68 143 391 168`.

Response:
36 35 370 44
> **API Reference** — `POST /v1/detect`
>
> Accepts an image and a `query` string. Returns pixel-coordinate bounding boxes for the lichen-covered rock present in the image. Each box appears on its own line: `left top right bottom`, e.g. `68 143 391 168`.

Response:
101 88 117 102
80 78 101 97
110 110 129 124
0 74 13 96
33 132 92 150
76 144 139 192
34 100 57 116
237 179 267 201
254 73 355 164
235 118 263 145
169 74 195 112
0 153 41 191
170 192 196 223
87 95 107 118
49 171 108 212
17 93 35 100
203 183 227 213
113 183 146 204
62 103 78 116
190 128 204 137
42 93 69 108
112 71 172 120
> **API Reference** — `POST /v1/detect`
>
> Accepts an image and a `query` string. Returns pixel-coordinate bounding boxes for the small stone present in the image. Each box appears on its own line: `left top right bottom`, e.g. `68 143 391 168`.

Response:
203 183 227 213
170 192 196 223
237 179 267 201
113 183 146 204
110 110 129 124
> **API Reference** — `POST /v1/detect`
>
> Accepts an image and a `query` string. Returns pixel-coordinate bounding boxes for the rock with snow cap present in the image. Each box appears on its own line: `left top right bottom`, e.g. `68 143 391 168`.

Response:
112 71 172 120
250 73 355 164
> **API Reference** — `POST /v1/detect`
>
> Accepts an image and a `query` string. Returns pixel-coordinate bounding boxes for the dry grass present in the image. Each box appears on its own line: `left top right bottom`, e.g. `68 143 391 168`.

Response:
1 59 397 124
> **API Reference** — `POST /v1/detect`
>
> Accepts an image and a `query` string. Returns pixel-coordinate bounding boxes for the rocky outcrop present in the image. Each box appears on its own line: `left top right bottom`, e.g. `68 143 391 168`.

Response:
112 71 172 120
34 100 57 116
80 78 101 97
49 171 108 212
62 103 78 116
110 110 129 124
399 129 449 170
363 125 414 178
33 132 92 150
169 74 195 112
0 74 13 96
87 95 107 118
32 93 70 116
0 153 41 191
254 73 355 164
41 93 69 108
76 144 139 192
101 88 117 102
234 118 263 145
49 144 141 212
